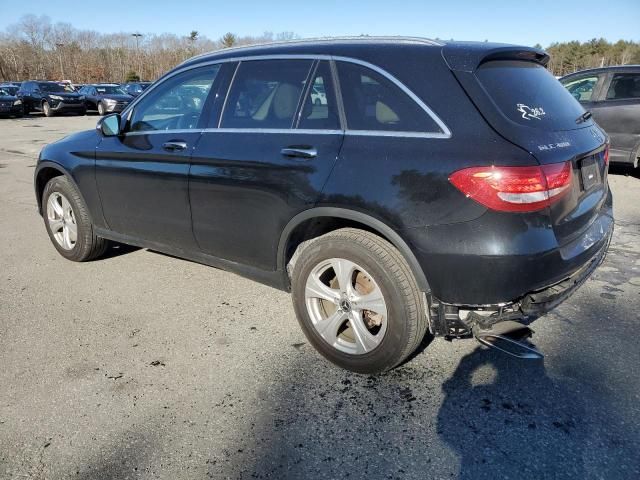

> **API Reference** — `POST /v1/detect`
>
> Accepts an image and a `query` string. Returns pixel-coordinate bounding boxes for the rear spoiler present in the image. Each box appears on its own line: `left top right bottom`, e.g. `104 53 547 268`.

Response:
442 42 549 73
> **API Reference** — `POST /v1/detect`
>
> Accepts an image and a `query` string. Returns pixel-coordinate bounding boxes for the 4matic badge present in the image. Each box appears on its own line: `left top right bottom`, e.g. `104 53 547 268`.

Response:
517 104 546 121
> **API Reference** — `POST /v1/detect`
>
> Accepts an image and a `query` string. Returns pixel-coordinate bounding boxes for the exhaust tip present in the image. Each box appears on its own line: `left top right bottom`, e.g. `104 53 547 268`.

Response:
474 321 543 360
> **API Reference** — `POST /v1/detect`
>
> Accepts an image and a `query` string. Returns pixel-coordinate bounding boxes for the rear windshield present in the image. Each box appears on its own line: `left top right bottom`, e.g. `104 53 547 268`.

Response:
476 60 589 131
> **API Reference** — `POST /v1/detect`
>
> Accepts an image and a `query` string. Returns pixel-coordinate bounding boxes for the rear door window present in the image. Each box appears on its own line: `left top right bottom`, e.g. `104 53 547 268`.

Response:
561 75 600 102
336 61 442 133
476 60 588 131
605 73 640 100
220 59 313 129
297 61 341 130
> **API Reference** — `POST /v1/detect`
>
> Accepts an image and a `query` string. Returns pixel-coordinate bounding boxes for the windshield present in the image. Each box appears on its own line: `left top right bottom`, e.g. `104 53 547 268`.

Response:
476 61 590 131
96 85 127 95
39 83 66 93
0 88 9 96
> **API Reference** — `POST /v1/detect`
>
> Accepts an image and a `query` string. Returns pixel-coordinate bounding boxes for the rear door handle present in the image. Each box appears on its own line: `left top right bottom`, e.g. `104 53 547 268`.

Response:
281 147 317 159
162 141 188 152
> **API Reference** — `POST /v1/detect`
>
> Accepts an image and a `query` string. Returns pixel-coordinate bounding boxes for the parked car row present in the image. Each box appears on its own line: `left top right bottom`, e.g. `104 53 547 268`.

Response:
0 80 152 118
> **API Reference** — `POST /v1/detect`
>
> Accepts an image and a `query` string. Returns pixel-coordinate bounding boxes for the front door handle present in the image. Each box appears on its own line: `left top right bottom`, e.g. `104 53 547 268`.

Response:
162 141 188 152
281 147 317 159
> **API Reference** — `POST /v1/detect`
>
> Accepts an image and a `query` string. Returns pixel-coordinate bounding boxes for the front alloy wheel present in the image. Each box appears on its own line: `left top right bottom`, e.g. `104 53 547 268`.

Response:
42 176 108 261
46 192 77 250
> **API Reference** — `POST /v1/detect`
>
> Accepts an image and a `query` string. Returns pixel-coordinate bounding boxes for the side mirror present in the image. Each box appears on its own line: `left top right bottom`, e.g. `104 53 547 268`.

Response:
98 113 121 136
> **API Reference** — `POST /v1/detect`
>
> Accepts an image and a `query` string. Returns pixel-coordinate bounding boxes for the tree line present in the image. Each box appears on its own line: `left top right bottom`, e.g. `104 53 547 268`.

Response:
0 15 296 83
542 38 640 76
0 15 638 83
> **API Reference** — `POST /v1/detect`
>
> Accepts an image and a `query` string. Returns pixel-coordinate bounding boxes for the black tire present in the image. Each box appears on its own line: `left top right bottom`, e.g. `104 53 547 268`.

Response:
23 103 30 115
42 176 108 261
43 101 54 117
78 108 87 116
291 228 428 374
97 102 105 116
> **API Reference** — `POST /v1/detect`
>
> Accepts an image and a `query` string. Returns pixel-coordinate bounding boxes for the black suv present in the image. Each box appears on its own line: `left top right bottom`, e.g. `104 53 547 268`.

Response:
561 65 640 168
18 81 86 116
78 84 134 115
34 38 613 373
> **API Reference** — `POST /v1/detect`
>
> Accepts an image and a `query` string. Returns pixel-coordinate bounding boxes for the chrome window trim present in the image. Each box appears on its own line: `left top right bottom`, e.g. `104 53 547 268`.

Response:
123 129 203 137
121 54 451 139
345 130 450 139
205 128 343 135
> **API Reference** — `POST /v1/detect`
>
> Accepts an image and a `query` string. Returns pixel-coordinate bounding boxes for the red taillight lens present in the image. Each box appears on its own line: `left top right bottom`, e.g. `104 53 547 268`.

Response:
449 162 573 212
603 144 610 166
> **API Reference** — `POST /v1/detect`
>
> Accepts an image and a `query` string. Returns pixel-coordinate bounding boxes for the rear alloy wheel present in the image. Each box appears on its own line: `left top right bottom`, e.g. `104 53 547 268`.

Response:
291 228 428 374
305 258 388 355
43 176 108 261
97 102 105 116
43 101 54 117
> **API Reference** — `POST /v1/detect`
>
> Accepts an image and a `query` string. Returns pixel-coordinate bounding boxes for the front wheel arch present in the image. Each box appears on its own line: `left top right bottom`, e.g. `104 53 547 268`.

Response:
34 163 88 217
278 208 430 293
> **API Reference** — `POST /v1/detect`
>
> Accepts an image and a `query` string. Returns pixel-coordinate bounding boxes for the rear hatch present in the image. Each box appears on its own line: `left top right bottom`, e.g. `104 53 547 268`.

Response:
444 44 609 247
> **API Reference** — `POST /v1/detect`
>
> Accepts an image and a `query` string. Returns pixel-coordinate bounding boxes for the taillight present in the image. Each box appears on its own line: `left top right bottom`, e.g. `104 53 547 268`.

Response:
449 162 573 212
603 144 610 166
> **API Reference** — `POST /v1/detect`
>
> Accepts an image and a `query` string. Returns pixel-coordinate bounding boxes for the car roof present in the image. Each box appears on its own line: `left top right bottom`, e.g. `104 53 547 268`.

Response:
176 36 547 74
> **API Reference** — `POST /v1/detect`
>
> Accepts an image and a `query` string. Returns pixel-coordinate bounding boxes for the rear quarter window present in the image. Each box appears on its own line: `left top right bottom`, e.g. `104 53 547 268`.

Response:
336 61 443 134
477 60 588 131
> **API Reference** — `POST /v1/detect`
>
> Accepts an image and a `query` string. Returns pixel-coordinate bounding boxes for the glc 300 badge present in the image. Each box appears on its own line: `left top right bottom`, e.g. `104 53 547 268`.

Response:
517 104 546 121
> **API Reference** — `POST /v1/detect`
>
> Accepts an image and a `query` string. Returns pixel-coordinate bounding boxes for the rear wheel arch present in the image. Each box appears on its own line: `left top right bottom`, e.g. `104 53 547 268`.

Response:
278 208 430 293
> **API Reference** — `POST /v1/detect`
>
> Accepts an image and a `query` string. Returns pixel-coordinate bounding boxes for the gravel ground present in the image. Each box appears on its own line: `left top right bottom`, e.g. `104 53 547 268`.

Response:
0 114 639 480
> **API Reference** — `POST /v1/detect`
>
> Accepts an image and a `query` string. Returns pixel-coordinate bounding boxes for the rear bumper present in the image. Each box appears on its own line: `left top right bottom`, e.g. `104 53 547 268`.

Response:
406 188 614 306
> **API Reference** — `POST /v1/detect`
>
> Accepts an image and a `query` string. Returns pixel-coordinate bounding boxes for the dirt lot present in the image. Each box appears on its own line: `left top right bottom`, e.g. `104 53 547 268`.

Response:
1 114 639 479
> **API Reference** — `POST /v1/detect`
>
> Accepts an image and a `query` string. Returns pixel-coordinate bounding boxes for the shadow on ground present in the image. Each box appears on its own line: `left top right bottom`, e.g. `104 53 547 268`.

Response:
198 340 639 479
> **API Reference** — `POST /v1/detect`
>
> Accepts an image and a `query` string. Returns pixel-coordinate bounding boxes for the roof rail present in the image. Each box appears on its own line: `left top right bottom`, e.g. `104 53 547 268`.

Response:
180 36 444 66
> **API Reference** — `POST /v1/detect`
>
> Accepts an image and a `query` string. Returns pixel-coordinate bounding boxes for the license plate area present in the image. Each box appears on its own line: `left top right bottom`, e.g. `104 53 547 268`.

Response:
580 156 601 191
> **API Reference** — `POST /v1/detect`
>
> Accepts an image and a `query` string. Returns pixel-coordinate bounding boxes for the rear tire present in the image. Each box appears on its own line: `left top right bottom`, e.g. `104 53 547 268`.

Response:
291 228 428 374
42 176 108 261
97 102 105 116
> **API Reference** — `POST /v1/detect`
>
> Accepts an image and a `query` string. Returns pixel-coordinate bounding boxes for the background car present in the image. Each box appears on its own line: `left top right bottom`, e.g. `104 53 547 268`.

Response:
122 81 152 97
17 81 86 117
561 66 640 168
78 84 133 115
0 86 23 117
0 84 20 96
310 83 327 105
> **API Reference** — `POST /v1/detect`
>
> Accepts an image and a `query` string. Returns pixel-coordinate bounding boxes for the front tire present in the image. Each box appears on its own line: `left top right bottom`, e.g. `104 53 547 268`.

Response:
42 176 108 261
97 102 105 116
43 101 54 117
291 228 428 374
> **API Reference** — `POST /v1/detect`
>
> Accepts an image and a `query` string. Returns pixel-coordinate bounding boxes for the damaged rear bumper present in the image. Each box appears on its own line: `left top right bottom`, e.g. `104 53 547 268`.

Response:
428 222 612 338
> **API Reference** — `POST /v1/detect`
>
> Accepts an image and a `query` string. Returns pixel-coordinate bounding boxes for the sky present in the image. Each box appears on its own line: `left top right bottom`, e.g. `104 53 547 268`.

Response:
0 0 638 47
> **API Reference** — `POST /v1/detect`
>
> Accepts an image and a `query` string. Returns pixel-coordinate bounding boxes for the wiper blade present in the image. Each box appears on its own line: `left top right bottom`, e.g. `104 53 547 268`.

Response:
576 110 592 124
